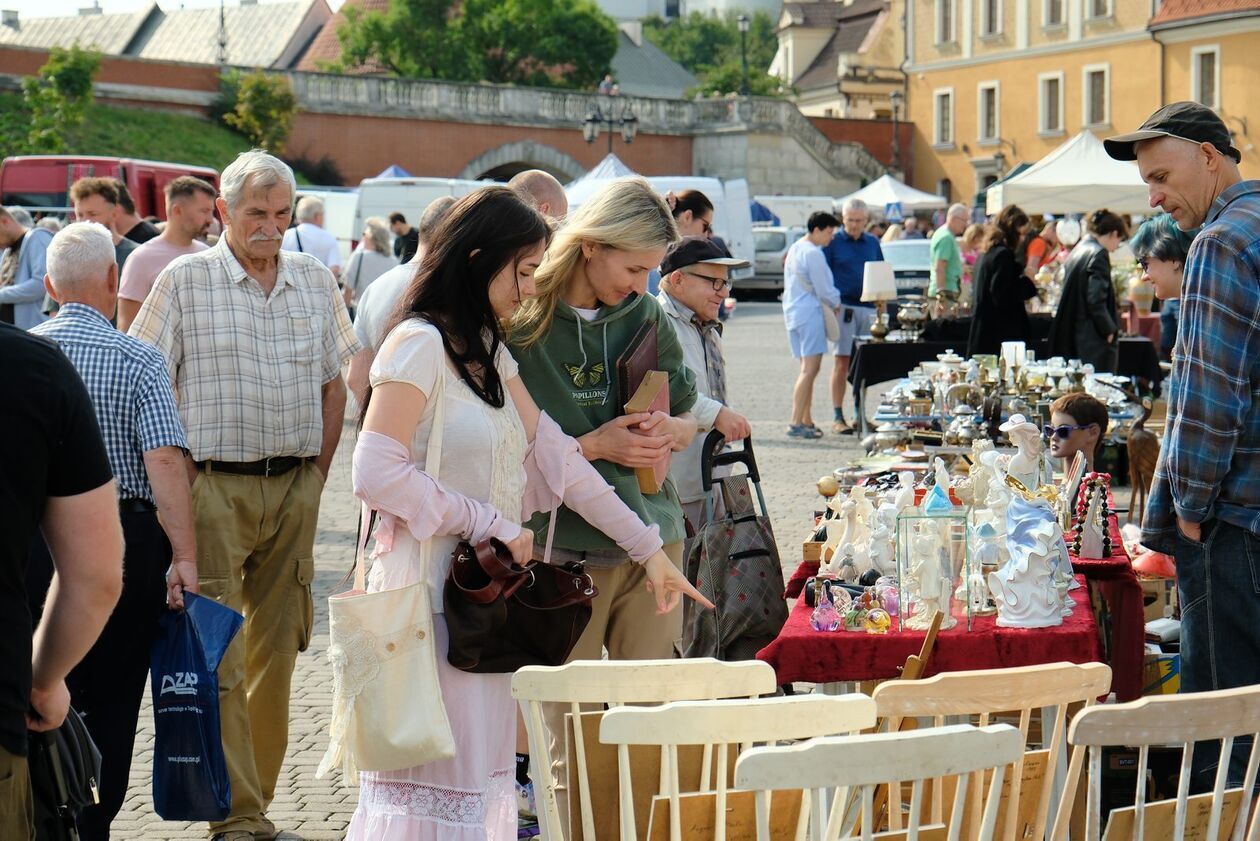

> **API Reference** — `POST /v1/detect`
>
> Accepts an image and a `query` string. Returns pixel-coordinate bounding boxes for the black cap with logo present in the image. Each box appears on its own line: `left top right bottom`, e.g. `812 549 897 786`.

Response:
659 236 749 276
1104 101 1241 163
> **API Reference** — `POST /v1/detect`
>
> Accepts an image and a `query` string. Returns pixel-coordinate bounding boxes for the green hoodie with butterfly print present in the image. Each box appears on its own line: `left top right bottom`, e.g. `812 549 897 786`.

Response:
508 292 697 561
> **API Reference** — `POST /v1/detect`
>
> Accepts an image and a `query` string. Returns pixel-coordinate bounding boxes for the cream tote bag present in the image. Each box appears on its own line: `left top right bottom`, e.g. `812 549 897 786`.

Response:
318 372 456 782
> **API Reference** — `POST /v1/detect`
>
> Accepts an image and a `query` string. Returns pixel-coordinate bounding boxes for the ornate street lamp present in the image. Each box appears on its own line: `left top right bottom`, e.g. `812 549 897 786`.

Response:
738 15 751 97
583 97 638 155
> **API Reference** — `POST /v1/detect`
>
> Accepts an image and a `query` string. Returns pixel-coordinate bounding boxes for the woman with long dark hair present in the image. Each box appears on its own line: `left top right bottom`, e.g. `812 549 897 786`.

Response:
1048 208 1129 371
647 188 715 295
967 204 1037 356
344 187 708 840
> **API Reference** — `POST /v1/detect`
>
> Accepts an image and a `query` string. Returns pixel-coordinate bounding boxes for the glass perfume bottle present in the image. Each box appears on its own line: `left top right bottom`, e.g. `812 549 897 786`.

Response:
810 577 841 632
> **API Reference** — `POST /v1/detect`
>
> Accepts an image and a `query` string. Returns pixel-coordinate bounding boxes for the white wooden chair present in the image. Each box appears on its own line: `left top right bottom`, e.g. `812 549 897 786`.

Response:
599 693 878 841
1067 684 1260 841
870 661 1113 841
734 723 1025 841
511 658 778 841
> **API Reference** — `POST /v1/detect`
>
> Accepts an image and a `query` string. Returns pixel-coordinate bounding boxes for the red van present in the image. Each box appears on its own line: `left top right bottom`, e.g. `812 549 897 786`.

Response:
0 155 220 220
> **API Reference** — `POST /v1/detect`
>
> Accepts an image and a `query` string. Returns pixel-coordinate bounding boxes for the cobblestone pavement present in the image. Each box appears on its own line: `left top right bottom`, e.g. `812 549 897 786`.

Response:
114 301 876 839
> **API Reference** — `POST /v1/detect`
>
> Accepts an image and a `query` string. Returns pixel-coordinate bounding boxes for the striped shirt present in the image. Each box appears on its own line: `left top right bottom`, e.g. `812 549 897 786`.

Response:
129 237 361 462
1142 180 1260 551
31 303 187 503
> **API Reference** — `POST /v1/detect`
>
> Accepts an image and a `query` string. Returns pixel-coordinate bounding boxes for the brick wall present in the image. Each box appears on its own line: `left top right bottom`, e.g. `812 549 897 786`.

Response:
0 44 219 100
808 116 914 183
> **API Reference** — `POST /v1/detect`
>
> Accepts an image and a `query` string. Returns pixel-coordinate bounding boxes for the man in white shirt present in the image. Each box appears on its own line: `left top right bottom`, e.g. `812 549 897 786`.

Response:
782 211 840 439
656 237 751 528
281 196 342 280
347 195 458 407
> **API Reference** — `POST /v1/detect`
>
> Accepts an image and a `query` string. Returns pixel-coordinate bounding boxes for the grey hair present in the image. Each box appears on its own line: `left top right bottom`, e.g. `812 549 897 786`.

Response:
948 202 970 219
363 216 391 253
296 195 324 222
220 149 296 215
4 207 33 227
46 221 116 291
36 217 62 232
841 198 869 216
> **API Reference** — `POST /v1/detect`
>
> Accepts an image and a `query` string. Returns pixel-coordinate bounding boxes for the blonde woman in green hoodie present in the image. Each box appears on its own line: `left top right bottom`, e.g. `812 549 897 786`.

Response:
512 177 701 651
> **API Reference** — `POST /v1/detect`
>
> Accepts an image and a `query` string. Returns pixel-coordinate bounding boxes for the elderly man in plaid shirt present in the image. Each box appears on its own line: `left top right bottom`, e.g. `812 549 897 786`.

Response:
30 221 196 839
131 151 360 841
1108 102 1260 787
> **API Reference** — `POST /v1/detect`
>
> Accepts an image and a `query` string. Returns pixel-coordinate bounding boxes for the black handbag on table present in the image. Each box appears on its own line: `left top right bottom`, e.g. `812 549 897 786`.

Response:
28 705 102 841
444 538 598 673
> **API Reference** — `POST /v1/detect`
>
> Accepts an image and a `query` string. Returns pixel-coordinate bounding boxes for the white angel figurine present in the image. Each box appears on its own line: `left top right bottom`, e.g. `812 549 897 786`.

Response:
893 470 916 513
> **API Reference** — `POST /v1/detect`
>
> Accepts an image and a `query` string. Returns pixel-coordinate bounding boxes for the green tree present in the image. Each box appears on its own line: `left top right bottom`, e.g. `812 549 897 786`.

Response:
332 0 616 89
459 0 617 88
222 70 298 152
642 11 785 97
16 45 101 153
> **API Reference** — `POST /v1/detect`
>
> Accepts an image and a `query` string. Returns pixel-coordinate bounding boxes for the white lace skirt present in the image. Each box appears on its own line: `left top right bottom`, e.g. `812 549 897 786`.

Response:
344 614 516 841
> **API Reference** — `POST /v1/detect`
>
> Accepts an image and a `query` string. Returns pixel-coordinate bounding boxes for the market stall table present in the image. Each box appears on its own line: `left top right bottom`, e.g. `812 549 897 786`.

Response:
761 574 1104 688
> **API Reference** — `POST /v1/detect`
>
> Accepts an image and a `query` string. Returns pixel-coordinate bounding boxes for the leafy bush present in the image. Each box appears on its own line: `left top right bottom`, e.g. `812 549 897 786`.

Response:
221 70 298 153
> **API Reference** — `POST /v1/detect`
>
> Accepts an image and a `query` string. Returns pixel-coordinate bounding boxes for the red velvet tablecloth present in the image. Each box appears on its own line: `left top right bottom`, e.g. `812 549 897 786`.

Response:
761 574 1105 686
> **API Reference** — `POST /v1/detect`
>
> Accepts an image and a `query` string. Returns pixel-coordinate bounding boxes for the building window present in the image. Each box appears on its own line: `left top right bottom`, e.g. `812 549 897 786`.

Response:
1087 0 1112 18
1039 72 1064 134
981 0 1002 36
1083 64 1109 127
938 179 953 202
1044 0 1065 27
978 82 1000 141
936 0 956 44
1192 45 1220 110
934 88 955 146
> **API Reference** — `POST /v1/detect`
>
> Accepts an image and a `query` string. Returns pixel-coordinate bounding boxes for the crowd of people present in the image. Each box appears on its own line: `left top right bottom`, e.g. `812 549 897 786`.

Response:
1 99 1256 841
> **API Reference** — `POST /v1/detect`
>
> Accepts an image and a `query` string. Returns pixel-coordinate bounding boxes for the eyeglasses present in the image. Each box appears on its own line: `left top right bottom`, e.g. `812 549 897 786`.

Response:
701 221 713 236
684 270 731 293
1043 423 1093 439
1138 258 1150 272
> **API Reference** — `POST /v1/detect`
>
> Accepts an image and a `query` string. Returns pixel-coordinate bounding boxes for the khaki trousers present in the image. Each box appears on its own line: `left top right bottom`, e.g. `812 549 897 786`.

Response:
193 461 322 837
0 746 34 841
542 541 684 832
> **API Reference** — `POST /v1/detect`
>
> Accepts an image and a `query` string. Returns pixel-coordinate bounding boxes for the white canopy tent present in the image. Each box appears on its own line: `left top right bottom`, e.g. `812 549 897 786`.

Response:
985 131 1151 215
564 153 639 207
837 174 948 215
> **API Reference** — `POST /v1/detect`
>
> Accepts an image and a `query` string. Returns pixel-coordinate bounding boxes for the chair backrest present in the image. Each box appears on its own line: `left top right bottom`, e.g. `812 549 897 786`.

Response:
1068 685 1260 841
599 694 878 841
735 724 1025 841
511 658 779 841
871 661 1112 841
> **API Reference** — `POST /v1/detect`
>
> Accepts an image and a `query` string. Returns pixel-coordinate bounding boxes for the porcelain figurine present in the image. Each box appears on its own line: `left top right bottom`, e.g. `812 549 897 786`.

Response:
906 526 956 630
837 543 859 584
999 413 1050 490
893 470 916 513
988 494 1068 628
868 520 896 576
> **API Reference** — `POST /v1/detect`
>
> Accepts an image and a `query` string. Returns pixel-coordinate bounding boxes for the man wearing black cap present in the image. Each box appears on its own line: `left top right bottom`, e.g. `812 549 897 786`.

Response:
657 237 752 529
1107 101 1260 786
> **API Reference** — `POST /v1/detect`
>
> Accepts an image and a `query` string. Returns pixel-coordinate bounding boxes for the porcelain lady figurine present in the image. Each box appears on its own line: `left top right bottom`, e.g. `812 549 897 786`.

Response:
868 520 896 576
907 527 956 630
893 470 916 513
988 494 1067 628
1000 413 1050 490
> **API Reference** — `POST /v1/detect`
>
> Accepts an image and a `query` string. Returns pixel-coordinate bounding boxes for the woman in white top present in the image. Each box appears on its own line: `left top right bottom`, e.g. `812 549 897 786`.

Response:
346 187 710 841
343 216 399 312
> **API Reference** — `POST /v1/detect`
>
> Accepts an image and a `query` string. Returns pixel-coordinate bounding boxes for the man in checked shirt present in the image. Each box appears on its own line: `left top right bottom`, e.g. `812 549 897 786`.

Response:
1107 102 1260 787
30 221 197 839
131 151 360 841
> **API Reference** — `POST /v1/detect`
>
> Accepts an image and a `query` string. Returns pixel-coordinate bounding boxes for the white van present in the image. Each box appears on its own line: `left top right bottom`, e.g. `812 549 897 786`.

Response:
294 186 359 264
567 175 755 283
353 177 484 253
751 195 836 228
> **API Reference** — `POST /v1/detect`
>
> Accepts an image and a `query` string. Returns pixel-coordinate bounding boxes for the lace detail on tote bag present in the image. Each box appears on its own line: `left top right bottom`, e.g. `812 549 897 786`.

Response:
317 612 380 780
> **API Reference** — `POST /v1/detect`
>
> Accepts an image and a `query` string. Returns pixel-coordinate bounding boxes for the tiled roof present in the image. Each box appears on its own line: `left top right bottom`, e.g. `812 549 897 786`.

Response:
1150 0 1260 27
780 0 886 31
294 0 390 73
610 31 698 98
0 1 328 68
788 0 886 91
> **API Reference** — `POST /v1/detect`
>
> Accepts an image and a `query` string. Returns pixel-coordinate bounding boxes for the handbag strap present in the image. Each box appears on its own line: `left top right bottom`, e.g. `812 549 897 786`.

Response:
354 355 448 591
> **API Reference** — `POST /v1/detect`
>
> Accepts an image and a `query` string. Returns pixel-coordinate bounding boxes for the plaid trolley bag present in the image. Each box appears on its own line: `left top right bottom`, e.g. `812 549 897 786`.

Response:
680 431 788 660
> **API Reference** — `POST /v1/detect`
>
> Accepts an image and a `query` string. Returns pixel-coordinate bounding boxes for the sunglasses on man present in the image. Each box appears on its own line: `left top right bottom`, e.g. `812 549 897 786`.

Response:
1043 423 1094 439
683 270 731 293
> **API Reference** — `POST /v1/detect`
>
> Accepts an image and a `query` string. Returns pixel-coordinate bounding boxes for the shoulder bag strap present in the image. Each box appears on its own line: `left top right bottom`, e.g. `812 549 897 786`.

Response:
353 355 447 590
294 229 304 253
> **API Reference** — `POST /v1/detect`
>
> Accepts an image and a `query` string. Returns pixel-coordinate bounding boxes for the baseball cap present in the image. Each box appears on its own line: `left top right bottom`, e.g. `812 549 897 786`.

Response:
1104 101 1241 163
659 236 749 275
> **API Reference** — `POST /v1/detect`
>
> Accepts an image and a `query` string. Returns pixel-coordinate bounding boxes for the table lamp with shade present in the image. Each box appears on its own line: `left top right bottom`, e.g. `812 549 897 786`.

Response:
861 261 898 341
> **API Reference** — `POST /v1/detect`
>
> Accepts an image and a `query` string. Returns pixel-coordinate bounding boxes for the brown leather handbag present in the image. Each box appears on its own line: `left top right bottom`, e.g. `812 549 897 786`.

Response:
443 538 598 673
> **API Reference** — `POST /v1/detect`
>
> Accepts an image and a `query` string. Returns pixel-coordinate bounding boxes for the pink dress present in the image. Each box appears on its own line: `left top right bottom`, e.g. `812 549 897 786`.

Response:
345 320 526 841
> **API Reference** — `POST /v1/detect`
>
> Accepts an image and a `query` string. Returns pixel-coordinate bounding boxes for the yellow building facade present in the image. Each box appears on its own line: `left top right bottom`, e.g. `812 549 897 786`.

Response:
905 0 1260 205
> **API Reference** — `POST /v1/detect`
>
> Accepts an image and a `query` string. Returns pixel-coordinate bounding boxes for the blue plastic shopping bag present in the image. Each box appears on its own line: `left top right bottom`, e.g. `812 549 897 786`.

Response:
149 591 244 821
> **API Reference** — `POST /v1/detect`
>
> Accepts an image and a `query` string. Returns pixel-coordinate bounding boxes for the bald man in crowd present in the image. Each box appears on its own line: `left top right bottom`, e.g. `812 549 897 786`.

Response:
508 170 568 220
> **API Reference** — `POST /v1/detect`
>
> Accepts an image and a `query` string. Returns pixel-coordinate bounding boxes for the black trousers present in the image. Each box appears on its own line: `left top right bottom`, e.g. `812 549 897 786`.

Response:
27 508 170 841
